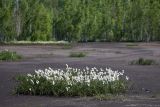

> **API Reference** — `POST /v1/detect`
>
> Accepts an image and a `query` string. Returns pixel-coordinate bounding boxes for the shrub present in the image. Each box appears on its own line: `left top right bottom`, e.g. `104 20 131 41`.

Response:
69 52 86 58
126 43 138 47
16 65 129 96
0 50 22 61
130 58 156 65
61 45 72 49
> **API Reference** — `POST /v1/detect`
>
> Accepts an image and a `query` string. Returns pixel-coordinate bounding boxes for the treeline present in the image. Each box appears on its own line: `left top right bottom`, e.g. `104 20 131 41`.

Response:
0 0 160 42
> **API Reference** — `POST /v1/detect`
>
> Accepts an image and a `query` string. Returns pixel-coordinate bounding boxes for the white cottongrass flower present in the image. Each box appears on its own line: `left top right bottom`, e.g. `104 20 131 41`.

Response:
52 81 55 85
36 80 39 84
126 76 129 81
27 74 32 77
30 79 34 84
27 64 129 92
66 87 70 91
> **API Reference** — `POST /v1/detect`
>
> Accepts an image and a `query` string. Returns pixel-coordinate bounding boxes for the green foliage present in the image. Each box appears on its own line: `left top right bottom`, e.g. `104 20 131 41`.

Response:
20 2 53 41
15 66 128 96
1 0 160 42
0 50 22 61
126 43 138 47
16 76 127 96
0 0 16 41
69 52 86 58
131 58 156 65
61 45 72 49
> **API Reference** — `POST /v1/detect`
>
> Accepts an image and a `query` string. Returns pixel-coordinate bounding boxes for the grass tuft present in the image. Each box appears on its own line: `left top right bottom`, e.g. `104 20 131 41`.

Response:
61 45 72 49
0 50 22 61
130 58 156 65
69 52 86 58
126 43 138 47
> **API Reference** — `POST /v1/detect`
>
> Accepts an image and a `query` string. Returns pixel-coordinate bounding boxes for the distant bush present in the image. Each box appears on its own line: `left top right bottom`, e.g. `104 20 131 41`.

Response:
130 58 156 65
126 43 138 47
69 52 86 58
0 50 22 61
61 45 72 49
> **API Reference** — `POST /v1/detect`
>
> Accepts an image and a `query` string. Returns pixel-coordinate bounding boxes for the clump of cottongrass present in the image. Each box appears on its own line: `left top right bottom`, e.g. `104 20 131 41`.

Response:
16 64 129 96
33 64 129 86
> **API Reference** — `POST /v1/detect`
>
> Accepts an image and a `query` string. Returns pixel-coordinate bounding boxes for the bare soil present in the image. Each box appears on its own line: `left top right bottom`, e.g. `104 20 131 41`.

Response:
0 42 160 107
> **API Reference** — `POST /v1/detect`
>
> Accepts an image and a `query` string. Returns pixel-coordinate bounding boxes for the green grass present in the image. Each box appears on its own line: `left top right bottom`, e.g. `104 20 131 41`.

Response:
0 50 22 61
69 52 86 58
126 43 138 47
16 76 127 96
1 41 69 45
15 66 128 97
130 58 156 65
61 45 72 49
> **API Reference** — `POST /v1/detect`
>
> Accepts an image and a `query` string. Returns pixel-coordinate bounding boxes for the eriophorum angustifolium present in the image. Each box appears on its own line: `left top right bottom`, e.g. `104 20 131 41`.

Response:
16 64 129 96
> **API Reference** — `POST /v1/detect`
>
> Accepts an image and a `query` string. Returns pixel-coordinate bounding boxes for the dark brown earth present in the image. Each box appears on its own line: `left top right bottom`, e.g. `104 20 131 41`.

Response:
0 42 160 107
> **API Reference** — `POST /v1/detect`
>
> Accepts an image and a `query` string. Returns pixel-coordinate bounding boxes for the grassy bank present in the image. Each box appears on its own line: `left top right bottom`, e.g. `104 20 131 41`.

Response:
0 41 70 46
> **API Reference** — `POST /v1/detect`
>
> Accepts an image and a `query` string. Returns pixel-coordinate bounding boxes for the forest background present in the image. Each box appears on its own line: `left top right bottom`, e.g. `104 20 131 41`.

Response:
0 0 160 42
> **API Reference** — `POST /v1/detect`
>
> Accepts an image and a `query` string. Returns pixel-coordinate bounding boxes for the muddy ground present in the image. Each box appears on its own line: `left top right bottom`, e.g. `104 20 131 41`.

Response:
0 42 160 107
